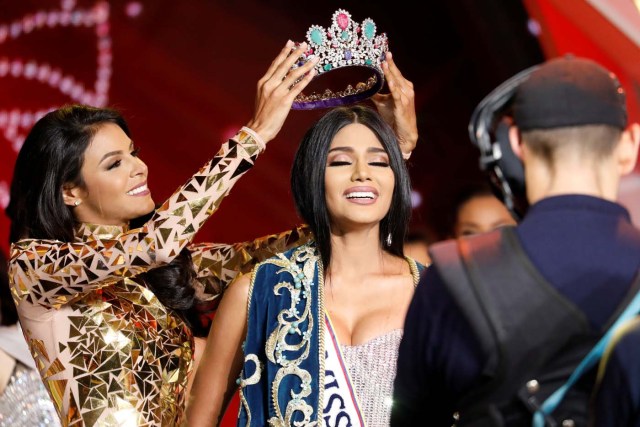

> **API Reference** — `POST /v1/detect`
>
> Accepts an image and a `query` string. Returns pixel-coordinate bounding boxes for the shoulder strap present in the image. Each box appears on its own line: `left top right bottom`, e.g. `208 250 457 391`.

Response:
427 235 499 375
405 257 425 286
595 315 640 388
429 228 590 422
601 271 640 332
533 277 640 426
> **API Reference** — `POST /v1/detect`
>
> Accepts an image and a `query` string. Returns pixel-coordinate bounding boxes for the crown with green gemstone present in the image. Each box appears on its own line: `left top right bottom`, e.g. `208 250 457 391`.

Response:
291 9 389 110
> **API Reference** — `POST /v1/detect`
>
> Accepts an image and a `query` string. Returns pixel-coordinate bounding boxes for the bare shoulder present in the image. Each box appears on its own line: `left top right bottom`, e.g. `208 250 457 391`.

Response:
380 253 421 287
383 253 413 274
220 272 252 308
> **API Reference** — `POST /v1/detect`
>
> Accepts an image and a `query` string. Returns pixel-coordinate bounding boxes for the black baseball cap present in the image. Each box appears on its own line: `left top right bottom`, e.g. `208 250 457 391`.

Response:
513 56 627 131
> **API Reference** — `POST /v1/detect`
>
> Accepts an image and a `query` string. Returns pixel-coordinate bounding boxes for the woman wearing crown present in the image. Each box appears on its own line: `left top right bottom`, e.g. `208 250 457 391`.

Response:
6 42 318 426
185 11 422 426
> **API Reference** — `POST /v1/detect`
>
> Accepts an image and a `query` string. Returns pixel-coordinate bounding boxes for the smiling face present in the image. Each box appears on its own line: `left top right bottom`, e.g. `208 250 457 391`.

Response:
324 123 395 233
64 123 155 226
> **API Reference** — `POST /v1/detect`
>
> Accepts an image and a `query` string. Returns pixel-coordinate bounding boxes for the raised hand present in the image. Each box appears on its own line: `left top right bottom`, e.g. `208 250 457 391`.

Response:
371 52 418 158
246 41 319 144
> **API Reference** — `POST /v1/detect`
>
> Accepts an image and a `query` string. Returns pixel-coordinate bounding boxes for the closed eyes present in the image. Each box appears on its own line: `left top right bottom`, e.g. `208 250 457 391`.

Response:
328 161 351 167
327 160 390 167
369 161 390 167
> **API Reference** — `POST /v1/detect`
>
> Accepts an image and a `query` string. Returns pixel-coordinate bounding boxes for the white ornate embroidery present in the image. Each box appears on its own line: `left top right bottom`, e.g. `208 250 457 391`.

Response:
264 245 319 427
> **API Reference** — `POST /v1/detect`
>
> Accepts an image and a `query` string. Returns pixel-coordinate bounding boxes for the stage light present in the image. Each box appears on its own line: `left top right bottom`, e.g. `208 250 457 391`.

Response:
411 190 422 209
527 18 542 37
126 2 143 18
0 181 8 210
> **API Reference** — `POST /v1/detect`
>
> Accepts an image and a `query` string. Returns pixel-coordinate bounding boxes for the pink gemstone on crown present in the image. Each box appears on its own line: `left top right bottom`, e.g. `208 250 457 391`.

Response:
336 13 349 30
291 9 390 110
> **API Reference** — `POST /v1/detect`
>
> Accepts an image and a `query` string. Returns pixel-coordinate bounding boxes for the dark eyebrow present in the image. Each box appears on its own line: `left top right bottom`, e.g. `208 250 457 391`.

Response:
328 147 354 153
368 147 387 154
99 141 134 164
328 146 388 154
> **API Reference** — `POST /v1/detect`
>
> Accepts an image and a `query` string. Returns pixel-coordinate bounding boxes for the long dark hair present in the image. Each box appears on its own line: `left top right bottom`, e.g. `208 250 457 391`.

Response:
8 106 129 243
291 105 412 269
7 105 205 336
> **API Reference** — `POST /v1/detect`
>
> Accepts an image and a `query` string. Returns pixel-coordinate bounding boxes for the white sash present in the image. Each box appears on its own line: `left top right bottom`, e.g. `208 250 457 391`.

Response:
322 314 366 427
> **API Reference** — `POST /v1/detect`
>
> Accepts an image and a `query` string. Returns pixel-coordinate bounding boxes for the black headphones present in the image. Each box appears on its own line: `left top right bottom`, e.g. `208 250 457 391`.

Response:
468 65 539 220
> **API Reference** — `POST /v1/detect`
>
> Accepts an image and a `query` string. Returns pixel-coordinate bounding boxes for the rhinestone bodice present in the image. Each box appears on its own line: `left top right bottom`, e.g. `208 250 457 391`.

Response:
0 363 60 427
340 329 403 427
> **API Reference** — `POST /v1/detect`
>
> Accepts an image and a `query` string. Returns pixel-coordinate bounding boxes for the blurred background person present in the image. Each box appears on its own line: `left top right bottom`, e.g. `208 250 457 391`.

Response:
0 249 60 427
451 182 517 237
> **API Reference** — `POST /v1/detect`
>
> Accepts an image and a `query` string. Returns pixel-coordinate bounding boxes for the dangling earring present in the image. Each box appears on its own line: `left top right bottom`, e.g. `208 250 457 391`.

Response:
74 200 82 207
386 233 392 246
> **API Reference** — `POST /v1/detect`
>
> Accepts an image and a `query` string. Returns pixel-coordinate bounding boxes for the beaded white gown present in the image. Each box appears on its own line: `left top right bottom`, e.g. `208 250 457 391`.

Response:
341 329 403 427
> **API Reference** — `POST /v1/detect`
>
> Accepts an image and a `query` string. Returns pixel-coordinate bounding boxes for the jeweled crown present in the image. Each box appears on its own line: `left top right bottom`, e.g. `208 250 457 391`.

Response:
291 9 389 110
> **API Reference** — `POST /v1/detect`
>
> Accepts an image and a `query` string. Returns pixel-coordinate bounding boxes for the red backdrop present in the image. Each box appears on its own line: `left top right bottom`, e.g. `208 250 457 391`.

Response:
0 0 549 253
5 1 639 251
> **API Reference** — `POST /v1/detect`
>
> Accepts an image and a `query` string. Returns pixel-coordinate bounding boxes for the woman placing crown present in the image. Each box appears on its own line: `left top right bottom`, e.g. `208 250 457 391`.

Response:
6 41 318 426
186 46 421 426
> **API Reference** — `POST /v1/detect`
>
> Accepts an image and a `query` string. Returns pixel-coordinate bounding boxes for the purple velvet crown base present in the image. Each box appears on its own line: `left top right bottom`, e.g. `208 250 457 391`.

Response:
291 68 385 110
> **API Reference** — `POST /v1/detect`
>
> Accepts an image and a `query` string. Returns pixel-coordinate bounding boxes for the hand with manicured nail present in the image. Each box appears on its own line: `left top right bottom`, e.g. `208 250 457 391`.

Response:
371 52 418 157
246 41 319 144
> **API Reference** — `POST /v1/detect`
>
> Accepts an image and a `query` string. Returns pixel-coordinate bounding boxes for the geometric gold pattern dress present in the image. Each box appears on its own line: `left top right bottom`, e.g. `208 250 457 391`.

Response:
8 131 310 426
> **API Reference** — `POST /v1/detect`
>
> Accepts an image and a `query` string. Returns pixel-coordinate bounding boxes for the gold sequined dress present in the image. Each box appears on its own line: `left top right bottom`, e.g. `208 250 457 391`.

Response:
8 131 309 426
